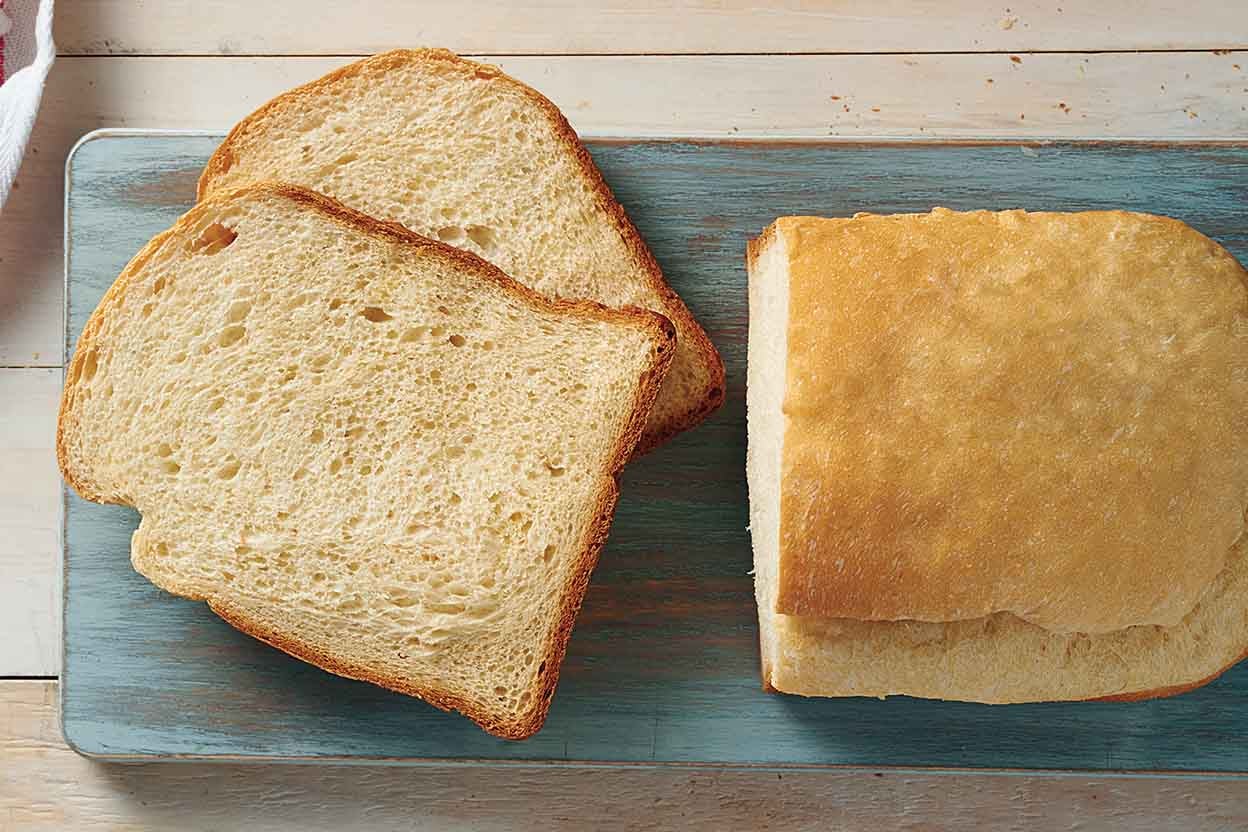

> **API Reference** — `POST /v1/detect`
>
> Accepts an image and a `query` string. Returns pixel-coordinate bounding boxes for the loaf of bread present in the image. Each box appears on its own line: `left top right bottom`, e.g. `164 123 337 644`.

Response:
197 48 724 453
746 209 1248 702
58 183 675 738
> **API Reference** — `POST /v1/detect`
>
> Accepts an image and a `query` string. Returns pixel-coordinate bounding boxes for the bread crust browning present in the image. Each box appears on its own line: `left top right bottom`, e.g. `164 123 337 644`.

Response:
763 617 1248 705
744 219 778 275
197 48 723 454
751 209 1248 704
58 182 677 740
758 528 1248 704
768 210 1248 634
1089 651 1248 703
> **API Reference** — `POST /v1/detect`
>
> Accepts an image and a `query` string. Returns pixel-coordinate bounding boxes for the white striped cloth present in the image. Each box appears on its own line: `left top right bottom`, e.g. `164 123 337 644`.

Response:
0 0 54 210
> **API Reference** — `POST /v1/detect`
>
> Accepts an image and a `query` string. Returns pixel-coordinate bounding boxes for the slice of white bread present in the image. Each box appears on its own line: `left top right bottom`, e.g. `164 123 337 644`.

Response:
746 210 1248 702
57 183 675 739
197 48 724 453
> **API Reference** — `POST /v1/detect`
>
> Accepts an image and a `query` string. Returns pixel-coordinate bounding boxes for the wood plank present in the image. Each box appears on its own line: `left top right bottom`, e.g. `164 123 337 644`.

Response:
54 0 1248 55
0 370 61 677
62 132 1248 769
5 51 1246 364
3 681 1248 831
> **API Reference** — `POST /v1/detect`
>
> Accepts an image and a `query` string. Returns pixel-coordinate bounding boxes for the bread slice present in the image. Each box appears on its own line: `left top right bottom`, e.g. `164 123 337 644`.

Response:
197 48 724 453
746 210 1248 702
58 183 675 739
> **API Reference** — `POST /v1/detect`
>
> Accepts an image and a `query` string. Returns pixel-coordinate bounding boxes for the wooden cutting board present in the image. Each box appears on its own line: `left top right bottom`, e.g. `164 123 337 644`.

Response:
63 130 1248 771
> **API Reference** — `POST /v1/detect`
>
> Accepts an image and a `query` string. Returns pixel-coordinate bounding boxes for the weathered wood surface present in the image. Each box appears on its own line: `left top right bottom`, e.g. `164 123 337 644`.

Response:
0 370 61 676
8 681 1248 832
4 51 1245 366
53 0 1248 55
0 0 1240 825
63 132 1248 770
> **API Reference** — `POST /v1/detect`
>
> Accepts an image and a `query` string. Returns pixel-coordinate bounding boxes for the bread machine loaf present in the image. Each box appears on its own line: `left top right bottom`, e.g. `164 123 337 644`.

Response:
746 208 1248 702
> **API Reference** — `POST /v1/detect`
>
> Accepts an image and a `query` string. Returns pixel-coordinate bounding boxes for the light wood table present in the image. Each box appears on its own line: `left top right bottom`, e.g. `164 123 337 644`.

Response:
3 2 1248 828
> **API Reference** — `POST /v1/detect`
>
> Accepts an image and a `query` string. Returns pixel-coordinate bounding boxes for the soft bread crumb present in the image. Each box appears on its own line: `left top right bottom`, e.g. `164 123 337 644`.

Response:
58 183 675 738
198 48 724 452
747 210 1248 702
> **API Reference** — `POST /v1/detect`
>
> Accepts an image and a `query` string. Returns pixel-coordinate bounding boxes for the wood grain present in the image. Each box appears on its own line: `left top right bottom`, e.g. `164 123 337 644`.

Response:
5 680 1248 831
0 370 61 677
3 51 1245 365
53 0 1248 55
62 133 1248 770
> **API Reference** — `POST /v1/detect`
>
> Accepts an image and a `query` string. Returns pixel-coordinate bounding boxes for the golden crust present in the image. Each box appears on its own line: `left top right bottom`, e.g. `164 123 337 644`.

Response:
763 621 1248 705
744 220 777 276
1089 654 1247 703
58 182 676 740
769 209 1248 634
197 48 723 455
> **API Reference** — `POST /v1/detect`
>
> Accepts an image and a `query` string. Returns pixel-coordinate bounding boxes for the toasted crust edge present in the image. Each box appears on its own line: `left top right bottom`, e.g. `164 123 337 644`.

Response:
1088 647 1248 703
759 605 1248 702
197 47 723 454
744 219 780 275
58 181 677 740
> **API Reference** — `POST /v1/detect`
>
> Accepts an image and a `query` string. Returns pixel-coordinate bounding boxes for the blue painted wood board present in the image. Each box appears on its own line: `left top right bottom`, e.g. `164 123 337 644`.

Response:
63 130 1248 770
